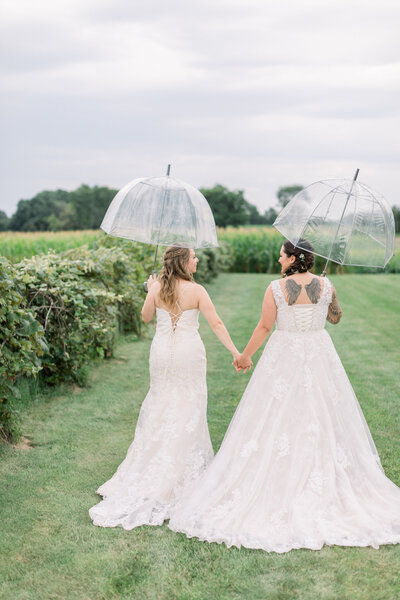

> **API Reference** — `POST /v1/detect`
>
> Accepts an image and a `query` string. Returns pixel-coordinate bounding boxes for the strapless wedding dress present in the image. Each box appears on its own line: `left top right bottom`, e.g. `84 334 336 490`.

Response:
168 278 400 552
89 305 213 530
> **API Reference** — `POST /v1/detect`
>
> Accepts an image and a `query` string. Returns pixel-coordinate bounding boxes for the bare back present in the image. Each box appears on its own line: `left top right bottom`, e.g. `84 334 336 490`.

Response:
155 280 201 313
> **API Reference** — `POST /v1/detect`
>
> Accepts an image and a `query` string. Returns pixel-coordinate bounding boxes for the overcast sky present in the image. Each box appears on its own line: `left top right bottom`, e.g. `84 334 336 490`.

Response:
1 0 399 216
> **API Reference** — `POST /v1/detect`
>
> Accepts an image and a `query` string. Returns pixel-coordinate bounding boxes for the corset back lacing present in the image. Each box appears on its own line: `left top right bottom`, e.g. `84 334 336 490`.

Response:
271 278 332 333
293 305 315 332
168 282 192 332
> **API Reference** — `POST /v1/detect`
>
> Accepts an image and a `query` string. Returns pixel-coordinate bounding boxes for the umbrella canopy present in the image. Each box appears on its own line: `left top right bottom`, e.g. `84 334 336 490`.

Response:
273 172 395 269
101 175 218 249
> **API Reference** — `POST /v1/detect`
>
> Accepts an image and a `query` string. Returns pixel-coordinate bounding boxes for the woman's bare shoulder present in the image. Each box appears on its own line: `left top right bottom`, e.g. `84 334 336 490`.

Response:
178 280 205 296
190 282 207 296
185 280 202 288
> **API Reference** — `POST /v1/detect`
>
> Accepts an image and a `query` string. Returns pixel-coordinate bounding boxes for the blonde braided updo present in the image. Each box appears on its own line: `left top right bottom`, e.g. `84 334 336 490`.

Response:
158 247 192 308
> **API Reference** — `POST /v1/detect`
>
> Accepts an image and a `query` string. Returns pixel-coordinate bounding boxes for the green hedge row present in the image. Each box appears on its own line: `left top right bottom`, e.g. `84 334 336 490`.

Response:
0 238 226 443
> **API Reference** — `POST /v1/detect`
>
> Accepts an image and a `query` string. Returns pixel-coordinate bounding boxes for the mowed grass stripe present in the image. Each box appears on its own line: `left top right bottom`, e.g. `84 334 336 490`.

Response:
0 273 399 600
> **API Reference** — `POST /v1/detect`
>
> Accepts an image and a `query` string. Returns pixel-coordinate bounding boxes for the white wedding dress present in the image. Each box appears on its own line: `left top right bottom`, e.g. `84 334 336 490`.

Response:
89 296 214 530
168 277 400 552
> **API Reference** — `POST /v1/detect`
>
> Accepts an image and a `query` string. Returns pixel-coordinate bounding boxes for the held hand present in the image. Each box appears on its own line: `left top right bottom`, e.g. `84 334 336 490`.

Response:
234 353 253 374
231 350 241 373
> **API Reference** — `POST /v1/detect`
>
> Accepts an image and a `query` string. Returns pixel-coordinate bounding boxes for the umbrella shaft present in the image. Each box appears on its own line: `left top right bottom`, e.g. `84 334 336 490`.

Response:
153 245 159 272
323 168 359 273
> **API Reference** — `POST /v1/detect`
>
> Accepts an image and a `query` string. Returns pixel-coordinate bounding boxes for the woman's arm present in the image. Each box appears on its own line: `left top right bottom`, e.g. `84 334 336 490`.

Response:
235 284 277 372
198 285 240 358
141 275 159 322
327 285 342 324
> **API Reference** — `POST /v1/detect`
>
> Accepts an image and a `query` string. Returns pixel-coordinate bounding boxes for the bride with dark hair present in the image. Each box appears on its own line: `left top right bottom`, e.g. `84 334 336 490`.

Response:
168 239 400 553
89 246 239 530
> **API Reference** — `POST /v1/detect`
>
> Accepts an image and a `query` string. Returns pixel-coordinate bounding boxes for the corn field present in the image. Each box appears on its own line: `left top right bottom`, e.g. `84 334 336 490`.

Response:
1 227 399 273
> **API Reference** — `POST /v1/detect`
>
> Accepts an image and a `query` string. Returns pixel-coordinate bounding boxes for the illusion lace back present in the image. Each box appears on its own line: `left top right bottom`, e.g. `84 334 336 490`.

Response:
89 287 213 530
168 277 400 552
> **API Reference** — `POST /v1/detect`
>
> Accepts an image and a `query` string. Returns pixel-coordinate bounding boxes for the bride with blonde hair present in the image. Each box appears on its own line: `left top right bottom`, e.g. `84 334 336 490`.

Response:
89 246 239 530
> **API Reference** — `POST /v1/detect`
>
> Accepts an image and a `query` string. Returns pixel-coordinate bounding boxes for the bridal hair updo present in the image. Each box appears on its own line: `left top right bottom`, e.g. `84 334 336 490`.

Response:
159 246 192 308
282 238 315 277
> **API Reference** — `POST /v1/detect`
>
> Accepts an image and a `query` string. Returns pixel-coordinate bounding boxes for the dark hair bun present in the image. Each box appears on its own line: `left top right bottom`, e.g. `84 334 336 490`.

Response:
282 238 314 276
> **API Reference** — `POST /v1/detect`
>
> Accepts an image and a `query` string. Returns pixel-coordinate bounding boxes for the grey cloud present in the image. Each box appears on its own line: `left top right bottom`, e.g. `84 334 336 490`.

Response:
86 0 400 68
83 0 251 25
0 20 110 74
1 0 399 216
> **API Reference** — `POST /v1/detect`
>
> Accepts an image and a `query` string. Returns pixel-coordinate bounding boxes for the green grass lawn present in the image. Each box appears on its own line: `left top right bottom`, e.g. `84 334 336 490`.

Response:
1 273 399 600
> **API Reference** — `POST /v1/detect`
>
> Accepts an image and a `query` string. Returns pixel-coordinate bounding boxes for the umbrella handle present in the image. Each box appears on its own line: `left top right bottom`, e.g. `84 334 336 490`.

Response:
143 270 158 293
144 244 161 292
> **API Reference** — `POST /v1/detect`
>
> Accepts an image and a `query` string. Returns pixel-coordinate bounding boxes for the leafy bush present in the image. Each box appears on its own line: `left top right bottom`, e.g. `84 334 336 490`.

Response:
0 258 47 441
0 235 226 442
14 251 123 386
84 236 158 335
0 243 152 441
93 235 228 286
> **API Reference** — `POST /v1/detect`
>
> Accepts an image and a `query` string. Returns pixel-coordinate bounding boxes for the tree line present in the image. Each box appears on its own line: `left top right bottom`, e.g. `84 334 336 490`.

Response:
0 183 290 231
0 185 118 232
1 183 399 232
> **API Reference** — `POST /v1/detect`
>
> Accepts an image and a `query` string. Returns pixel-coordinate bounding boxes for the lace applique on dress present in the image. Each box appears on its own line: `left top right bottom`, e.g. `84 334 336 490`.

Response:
275 434 290 458
271 280 286 306
240 439 259 459
336 444 350 469
307 469 325 496
320 277 332 304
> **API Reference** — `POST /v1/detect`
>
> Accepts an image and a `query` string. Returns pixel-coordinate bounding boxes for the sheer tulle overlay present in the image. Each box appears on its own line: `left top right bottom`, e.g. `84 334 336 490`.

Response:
89 307 214 530
168 278 400 552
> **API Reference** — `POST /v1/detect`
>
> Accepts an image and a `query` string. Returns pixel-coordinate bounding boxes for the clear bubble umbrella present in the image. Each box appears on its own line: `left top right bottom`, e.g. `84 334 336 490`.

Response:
273 169 395 275
101 165 219 286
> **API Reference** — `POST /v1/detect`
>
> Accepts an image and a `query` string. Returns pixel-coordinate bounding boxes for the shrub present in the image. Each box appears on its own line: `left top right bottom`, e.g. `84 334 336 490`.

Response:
0 258 47 441
14 251 121 385
66 240 153 337
0 235 226 442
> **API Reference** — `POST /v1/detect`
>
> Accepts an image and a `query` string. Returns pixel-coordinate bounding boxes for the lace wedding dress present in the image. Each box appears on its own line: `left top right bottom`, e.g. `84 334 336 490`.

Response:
89 296 214 530
168 277 400 552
